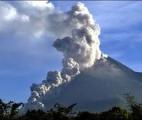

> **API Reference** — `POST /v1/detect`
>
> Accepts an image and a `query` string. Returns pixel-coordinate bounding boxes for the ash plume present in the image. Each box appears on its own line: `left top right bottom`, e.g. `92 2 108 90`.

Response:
19 2 103 113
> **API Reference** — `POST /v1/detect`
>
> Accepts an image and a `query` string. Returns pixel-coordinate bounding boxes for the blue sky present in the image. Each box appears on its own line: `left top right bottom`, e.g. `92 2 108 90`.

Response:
0 1 142 102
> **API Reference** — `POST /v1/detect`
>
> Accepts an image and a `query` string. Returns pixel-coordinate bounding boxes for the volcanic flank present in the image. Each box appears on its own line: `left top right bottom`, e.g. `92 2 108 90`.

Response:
20 2 142 113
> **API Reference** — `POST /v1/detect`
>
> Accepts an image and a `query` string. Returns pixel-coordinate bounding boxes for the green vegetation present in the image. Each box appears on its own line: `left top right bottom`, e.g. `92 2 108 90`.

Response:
0 98 142 120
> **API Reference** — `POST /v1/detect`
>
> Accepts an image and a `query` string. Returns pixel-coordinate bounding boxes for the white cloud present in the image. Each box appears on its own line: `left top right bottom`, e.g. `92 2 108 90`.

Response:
0 1 54 39
25 1 50 8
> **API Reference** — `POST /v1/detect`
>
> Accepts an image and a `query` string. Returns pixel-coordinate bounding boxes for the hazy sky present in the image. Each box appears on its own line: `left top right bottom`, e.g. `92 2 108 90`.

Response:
0 1 142 102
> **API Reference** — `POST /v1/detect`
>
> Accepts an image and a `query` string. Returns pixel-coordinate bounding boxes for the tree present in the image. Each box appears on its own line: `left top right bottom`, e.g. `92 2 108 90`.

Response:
0 99 23 120
130 104 142 120
75 111 99 120
10 102 23 117
100 107 129 120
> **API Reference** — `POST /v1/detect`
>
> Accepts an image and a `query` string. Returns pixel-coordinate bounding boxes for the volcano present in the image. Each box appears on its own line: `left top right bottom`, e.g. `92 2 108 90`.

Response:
20 2 142 113
21 56 142 112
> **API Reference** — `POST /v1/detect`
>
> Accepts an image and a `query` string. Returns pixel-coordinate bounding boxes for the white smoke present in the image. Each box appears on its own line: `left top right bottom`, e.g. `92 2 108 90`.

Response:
53 26 101 69
0 1 99 38
14 1 103 113
53 2 101 69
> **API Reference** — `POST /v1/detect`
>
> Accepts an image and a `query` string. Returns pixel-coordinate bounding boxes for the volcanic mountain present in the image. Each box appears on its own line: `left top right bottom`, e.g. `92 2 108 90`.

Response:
20 2 142 113
21 56 142 113
46 56 142 112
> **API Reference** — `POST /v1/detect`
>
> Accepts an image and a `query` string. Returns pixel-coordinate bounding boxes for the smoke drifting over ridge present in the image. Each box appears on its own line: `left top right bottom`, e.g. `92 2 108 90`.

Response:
21 2 102 112
3 0 130 113
1 1 142 113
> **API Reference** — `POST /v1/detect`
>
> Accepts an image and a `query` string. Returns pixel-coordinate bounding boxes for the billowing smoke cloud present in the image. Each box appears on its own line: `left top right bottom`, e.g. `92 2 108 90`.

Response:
2 1 103 113
0 1 100 39
54 26 101 69
19 2 103 113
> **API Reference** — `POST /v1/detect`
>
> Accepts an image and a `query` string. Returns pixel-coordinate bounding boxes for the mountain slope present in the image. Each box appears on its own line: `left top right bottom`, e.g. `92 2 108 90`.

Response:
41 57 142 112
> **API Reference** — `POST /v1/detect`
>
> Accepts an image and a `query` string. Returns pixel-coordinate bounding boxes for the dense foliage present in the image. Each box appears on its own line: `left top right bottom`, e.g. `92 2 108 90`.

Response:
0 98 142 120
